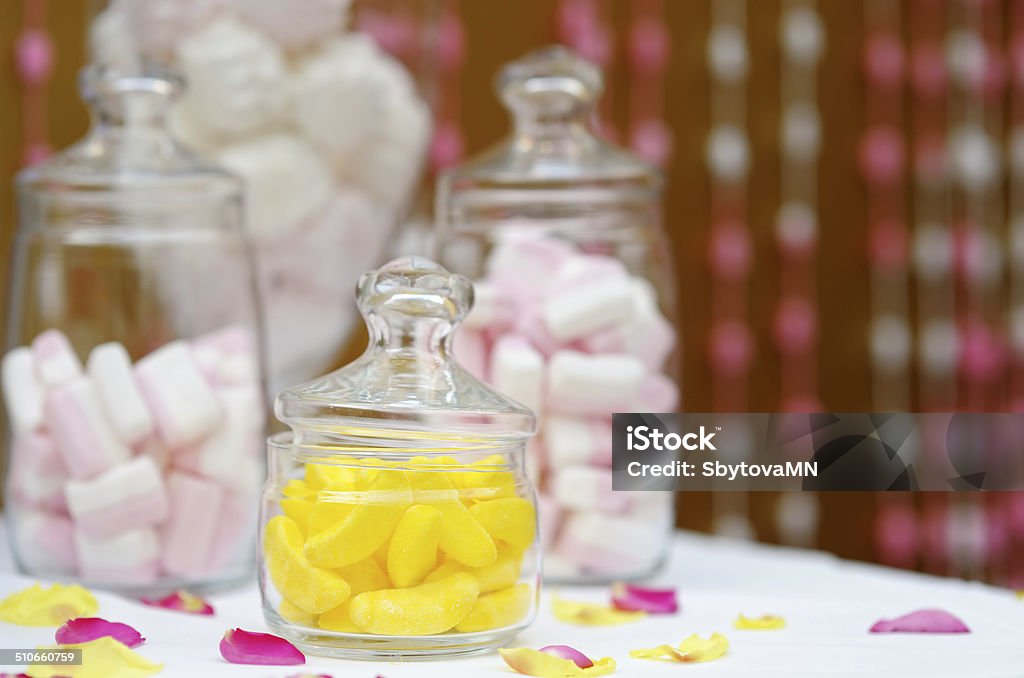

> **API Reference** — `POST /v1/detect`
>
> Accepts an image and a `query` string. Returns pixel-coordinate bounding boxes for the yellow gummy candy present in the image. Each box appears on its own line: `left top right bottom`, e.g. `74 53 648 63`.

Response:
304 462 356 491
349 573 480 636
27 636 162 678
387 504 443 587
264 515 351 614
307 499 354 537
469 497 537 552
0 583 98 627
304 469 412 568
425 546 522 593
455 583 532 632
279 599 316 626
337 557 391 595
280 480 315 537
318 601 362 633
458 454 515 500
408 461 497 568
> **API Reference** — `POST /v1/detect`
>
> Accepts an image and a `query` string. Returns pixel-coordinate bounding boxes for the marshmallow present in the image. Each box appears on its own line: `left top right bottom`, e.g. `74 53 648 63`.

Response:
162 472 224 578
2 347 44 433
45 377 131 479
544 416 612 467
207 492 257 572
11 510 76 575
556 512 667 572
113 0 227 61
635 373 680 412
453 328 489 381
176 17 286 138
136 341 222 448
65 456 169 539
486 232 575 292
31 330 82 387
191 326 260 387
236 0 351 50
546 351 645 415
215 133 332 241
75 527 160 585
463 281 515 332
8 432 68 513
536 493 562 549
176 386 263 489
579 278 676 371
542 552 581 579
87 342 154 445
551 466 629 513
542 257 635 342
491 336 545 413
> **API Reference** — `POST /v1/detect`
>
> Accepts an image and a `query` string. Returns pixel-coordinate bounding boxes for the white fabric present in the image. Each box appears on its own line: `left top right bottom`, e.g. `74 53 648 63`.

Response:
0 527 1022 677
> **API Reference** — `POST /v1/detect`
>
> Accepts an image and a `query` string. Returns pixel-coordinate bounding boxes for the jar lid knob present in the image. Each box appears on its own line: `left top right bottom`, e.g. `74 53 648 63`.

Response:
497 45 603 121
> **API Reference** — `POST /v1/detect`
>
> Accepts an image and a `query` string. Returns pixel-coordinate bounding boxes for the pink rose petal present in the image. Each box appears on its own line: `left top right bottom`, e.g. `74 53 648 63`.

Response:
220 628 305 666
610 583 678 614
870 609 970 633
55 617 145 648
285 674 334 678
539 645 594 669
140 590 214 615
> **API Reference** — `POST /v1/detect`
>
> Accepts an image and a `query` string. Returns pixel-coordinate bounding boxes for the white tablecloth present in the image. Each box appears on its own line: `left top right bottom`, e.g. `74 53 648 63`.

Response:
1 529 1022 677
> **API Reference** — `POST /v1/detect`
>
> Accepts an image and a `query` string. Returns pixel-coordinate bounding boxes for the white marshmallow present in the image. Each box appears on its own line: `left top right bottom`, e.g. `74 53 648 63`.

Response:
75 527 160 584
544 416 612 467
176 17 286 138
491 336 545 413
11 510 76 575
558 512 667 568
87 342 154 445
177 387 263 490
191 326 260 387
162 472 224 578
65 456 169 538
2 347 45 433
45 377 132 480
236 0 350 50
114 0 227 61
486 232 575 294
136 341 222 448
541 258 635 342
215 133 332 241
463 281 515 332
31 329 82 387
547 351 645 415
635 373 680 412
579 278 676 371
551 465 629 513
8 432 67 513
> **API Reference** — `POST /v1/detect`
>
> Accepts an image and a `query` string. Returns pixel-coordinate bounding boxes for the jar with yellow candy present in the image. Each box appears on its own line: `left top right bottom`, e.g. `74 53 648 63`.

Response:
259 256 540 659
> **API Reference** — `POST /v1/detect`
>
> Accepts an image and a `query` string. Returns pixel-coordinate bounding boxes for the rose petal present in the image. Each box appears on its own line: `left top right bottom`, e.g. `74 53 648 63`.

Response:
0 584 98 627
629 633 729 663
539 645 594 668
869 609 970 633
27 636 162 677
499 648 617 677
610 583 678 614
284 674 334 678
56 617 145 648
1016 590 1023 601
733 613 786 630
552 595 645 626
219 628 305 665
140 590 214 616
0 673 31 677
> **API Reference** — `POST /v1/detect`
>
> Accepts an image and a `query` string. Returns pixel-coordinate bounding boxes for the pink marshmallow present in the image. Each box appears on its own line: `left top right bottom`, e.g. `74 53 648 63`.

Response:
486 230 575 294
546 350 645 415
2 346 45 433
463 281 516 333
452 328 489 381
8 432 68 513
491 335 545 413
555 512 666 573
45 376 132 479
86 342 154 445
543 416 613 467
536 492 562 549
65 456 169 539
551 465 630 513
31 329 83 387
207 492 256 573
75 527 160 585
634 373 680 412
541 256 635 342
162 472 224 578
174 386 263 491
136 341 223 447
11 510 77 575
191 325 260 386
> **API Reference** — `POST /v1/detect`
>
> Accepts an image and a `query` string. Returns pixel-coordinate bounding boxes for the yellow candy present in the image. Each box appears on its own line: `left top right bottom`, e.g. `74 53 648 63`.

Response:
349 573 480 636
279 599 316 626
425 546 522 593
337 557 391 595
387 505 443 587
458 454 515 500
408 461 497 568
307 499 354 537
0 583 98 627
455 583 532 632
264 515 351 614
318 601 362 633
469 497 536 552
304 469 412 568
304 463 356 491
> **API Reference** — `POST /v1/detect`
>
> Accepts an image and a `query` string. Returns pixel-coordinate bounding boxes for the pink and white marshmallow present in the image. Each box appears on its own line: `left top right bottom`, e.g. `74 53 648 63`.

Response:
136 341 222 448
75 528 160 585
31 329 83 387
491 335 545 413
546 351 646 415
162 472 224 578
87 342 154 445
1 347 44 433
65 456 169 539
45 376 131 479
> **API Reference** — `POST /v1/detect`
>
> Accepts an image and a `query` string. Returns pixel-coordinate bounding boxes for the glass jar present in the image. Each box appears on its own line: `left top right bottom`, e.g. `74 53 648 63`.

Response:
260 256 540 659
436 46 679 583
3 64 266 595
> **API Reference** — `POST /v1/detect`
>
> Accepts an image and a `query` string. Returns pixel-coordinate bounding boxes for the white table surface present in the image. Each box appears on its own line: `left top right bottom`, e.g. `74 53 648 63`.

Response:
1 528 1022 678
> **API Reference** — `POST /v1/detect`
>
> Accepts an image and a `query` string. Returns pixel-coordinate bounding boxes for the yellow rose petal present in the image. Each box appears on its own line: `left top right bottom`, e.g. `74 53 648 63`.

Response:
552 595 645 626
0 583 98 627
734 613 786 630
629 632 729 663
499 648 617 677
27 636 163 677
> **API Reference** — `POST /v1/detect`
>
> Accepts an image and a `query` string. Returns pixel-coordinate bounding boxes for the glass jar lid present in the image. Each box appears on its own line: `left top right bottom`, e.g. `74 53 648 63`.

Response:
275 257 536 447
441 45 661 190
